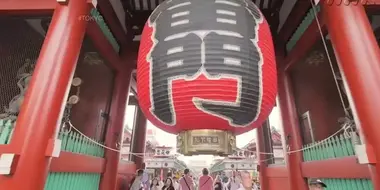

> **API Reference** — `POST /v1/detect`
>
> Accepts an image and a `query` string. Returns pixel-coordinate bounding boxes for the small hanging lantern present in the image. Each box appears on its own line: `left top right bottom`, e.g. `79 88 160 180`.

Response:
137 0 277 155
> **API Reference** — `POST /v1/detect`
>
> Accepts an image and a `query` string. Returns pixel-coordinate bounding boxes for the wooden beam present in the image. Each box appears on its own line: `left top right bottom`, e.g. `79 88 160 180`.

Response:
281 3 379 70
265 165 288 178
0 0 56 15
0 0 95 15
86 20 123 71
374 26 380 39
283 12 326 71
50 152 105 173
277 1 378 46
124 41 139 69
277 1 311 43
2 1 88 188
301 156 371 179
97 0 128 48
0 145 18 154
117 161 136 175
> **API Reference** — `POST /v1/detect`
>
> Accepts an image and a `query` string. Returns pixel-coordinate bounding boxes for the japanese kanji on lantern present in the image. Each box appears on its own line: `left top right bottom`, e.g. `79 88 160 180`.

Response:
137 0 277 155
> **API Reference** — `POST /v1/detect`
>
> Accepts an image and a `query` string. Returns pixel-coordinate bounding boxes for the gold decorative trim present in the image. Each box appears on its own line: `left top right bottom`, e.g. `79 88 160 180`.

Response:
177 129 236 156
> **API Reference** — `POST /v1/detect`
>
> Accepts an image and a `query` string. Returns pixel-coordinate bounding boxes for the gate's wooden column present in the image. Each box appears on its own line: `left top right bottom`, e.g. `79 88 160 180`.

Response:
130 106 147 169
322 2 380 184
100 69 132 190
277 70 308 190
0 1 88 189
256 120 272 190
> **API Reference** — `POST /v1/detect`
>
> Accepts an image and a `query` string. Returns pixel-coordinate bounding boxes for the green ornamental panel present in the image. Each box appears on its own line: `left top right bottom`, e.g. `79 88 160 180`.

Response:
303 134 373 189
44 131 105 190
0 119 15 145
45 173 101 190
90 8 120 53
286 5 321 52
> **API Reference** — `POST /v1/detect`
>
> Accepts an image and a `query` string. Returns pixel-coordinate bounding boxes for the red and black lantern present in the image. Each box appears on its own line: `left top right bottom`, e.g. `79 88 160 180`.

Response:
137 0 276 154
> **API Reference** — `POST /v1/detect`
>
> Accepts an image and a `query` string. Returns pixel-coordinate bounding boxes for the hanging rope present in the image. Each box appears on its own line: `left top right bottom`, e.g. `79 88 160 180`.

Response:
239 123 347 155
309 0 352 117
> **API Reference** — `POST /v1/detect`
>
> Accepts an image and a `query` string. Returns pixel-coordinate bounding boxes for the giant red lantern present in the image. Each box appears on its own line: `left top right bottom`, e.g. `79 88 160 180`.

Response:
137 0 276 155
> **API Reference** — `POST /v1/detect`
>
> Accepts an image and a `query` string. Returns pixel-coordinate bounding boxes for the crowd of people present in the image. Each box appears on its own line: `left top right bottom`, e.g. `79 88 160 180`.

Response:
128 168 327 190
128 168 260 190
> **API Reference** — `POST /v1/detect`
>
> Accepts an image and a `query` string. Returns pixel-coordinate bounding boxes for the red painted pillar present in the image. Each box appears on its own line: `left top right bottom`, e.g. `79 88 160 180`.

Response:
130 106 147 169
100 69 132 190
0 1 88 189
322 2 380 185
256 121 269 190
277 70 308 190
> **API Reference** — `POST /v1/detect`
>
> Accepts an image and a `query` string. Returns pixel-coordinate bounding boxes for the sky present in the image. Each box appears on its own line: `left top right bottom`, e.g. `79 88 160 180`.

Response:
124 101 283 165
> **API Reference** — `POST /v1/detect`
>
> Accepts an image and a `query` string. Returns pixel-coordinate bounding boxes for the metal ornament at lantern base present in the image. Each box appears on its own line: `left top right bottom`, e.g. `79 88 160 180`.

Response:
177 129 236 156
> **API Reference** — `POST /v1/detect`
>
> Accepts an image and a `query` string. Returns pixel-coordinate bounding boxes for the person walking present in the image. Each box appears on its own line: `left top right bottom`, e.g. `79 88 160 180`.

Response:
236 171 252 190
173 177 181 190
163 178 176 190
228 173 241 190
179 169 194 190
151 177 163 190
130 169 144 190
213 175 223 190
199 168 213 190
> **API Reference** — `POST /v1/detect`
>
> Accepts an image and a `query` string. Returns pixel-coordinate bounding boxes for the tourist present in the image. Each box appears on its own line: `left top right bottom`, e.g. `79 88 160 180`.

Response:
179 169 194 190
199 168 213 190
151 178 163 190
162 178 175 190
236 171 252 190
213 175 223 190
130 169 144 190
252 181 260 190
228 173 241 190
173 177 181 190
142 169 150 190
308 179 327 190
221 176 230 190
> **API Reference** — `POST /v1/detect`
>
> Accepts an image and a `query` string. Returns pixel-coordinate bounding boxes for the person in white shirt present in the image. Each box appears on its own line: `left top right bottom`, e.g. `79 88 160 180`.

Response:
131 169 144 190
228 175 241 190
172 177 181 190
221 176 230 190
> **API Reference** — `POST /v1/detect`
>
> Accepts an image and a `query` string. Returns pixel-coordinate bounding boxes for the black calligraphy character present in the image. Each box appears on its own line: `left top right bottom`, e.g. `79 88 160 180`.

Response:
149 0 203 125
198 32 262 126
149 34 202 125
193 0 262 126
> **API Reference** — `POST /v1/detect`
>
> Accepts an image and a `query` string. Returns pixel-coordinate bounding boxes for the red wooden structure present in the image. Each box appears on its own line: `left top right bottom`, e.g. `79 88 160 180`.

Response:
0 0 379 190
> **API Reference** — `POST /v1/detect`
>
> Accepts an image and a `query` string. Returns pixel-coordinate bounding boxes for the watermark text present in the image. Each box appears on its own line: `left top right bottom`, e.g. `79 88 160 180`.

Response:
324 0 380 5
78 15 104 22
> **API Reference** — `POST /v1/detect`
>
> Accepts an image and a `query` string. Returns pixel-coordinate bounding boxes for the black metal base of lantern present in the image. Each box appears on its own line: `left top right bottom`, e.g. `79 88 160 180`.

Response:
176 129 236 156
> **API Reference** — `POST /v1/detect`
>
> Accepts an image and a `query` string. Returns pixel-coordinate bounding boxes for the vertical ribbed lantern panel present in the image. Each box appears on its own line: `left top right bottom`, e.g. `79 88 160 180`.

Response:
137 0 277 135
